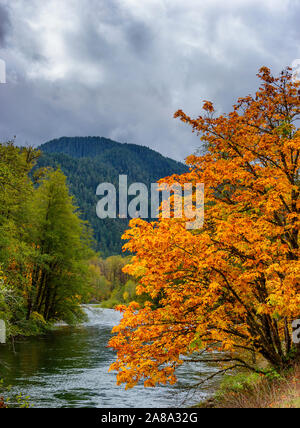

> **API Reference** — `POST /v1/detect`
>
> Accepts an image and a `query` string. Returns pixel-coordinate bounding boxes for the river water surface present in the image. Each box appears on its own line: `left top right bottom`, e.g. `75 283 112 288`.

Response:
0 306 222 408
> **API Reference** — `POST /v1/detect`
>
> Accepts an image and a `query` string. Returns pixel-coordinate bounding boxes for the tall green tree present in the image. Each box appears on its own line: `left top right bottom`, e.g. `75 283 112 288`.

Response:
0 141 96 334
0 142 39 334
27 169 95 323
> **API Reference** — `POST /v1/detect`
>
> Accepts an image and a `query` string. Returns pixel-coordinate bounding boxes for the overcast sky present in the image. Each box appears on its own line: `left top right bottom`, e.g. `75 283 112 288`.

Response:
0 0 299 161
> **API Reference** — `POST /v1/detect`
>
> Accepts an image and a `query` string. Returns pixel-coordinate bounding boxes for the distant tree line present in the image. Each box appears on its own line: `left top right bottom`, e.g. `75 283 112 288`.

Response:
88 255 148 308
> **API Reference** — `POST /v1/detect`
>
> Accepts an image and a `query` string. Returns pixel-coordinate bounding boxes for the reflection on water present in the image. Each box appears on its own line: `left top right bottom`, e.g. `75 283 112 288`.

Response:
0 307 222 408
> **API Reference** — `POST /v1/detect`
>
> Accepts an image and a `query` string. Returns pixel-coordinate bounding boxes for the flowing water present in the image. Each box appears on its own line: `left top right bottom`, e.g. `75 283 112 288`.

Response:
0 306 222 408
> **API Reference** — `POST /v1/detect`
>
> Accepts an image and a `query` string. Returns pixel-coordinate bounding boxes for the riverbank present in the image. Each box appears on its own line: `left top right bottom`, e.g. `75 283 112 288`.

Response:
197 364 300 408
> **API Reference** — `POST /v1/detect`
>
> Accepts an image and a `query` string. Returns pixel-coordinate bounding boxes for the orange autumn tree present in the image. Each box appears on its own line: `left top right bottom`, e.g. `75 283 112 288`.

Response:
109 67 300 389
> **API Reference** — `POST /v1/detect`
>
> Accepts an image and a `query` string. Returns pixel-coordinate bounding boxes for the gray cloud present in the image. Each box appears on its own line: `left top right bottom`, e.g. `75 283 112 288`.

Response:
0 0 299 161
0 3 10 46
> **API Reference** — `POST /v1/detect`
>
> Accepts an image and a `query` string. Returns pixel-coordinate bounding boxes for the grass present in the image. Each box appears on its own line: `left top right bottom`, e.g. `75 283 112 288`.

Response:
199 364 300 408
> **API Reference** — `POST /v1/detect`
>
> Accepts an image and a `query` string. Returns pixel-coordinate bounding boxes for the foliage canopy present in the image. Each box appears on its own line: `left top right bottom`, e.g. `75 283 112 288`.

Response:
109 67 300 389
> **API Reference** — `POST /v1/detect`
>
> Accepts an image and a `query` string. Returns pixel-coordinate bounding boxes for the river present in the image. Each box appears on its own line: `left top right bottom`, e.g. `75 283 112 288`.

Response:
0 306 222 408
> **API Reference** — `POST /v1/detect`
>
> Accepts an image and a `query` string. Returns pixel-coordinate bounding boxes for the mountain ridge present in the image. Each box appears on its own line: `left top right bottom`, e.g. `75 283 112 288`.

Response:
39 136 184 167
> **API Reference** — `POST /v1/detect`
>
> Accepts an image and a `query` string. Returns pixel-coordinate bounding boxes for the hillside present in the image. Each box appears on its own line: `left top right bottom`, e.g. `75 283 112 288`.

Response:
36 137 188 256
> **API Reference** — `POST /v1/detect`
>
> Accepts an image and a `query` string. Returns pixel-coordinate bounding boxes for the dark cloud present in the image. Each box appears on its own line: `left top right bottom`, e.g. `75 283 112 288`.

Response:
0 0 299 161
0 3 10 47
125 21 153 56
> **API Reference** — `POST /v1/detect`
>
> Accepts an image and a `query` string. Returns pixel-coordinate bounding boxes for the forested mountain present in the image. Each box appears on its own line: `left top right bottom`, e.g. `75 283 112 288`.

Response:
36 137 188 256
